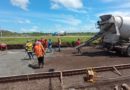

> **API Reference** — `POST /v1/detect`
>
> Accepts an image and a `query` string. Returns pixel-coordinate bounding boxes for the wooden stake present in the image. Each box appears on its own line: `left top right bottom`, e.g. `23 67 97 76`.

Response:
60 72 64 90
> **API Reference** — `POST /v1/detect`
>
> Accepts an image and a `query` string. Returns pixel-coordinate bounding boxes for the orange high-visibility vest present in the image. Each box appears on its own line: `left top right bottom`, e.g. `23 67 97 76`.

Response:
34 44 45 57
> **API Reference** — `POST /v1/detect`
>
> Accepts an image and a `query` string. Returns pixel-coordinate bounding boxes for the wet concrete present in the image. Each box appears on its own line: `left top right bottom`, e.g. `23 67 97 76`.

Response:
0 50 35 76
0 48 63 76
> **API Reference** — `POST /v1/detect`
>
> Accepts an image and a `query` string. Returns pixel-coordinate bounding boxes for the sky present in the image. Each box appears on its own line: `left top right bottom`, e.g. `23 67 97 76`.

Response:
0 0 130 33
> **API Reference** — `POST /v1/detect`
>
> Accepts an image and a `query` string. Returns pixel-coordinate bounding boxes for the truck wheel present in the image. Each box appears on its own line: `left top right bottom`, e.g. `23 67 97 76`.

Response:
127 46 130 57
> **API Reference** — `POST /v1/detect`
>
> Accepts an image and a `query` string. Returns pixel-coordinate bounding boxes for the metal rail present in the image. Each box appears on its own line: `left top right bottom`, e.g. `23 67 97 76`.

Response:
0 63 130 83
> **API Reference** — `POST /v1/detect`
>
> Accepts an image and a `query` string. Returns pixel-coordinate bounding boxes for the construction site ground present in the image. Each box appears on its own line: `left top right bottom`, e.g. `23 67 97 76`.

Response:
0 46 130 90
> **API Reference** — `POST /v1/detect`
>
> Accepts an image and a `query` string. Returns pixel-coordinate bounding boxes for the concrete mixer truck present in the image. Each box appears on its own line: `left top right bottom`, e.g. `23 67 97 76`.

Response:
76 14 130 56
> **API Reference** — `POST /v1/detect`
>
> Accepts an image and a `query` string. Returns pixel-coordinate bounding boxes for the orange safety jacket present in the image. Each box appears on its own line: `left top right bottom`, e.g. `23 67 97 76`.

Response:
34 44 45 57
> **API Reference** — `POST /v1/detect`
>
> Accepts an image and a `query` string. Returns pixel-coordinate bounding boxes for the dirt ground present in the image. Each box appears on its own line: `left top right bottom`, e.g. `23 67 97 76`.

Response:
36 46 130 73
0 46 130 90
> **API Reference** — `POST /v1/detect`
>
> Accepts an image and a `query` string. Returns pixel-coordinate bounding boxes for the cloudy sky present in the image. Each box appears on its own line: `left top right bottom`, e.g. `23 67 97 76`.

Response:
0 0 130 33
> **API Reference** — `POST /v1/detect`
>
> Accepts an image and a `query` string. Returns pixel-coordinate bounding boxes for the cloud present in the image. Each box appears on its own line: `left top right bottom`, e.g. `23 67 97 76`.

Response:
21 26 39 32
97 11 130 17
100 0 130 9
56 17 81 26
10 0 30 11
68 8 87 14
0 18 31 25
101 0 130 3
110 11 130 16
0 10 82 26
17 19 31 24
51 2 60 9
108 2 130 9
100 0 114 3
67 17 81 26
50 0 84 10
118 2 130 8
24 12 82 26
48 15 82 26
52 22 98 33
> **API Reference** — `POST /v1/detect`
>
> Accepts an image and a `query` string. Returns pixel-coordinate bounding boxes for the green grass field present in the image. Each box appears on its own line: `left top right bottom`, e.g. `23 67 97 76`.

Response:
0 36 94 44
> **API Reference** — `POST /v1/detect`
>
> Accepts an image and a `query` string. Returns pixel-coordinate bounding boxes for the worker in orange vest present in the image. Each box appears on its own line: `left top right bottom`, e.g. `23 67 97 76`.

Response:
34 41 45 68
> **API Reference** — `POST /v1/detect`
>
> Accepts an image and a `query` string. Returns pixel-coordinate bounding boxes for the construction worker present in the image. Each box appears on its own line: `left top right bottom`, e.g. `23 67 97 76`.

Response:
34 41 45 68
76 38 81 54
44 39 48 51
40 38 48 52
57 37 61 52
48 39 52 52
25 40 34 60
40 38 45 46
0 43 7 51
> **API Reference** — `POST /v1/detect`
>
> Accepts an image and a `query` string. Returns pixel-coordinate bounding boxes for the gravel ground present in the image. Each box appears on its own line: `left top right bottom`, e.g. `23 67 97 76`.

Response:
0 47 130 90
37 47 130 72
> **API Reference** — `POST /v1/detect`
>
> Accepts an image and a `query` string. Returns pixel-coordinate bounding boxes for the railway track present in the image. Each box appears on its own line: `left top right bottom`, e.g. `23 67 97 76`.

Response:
0 63 130 83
